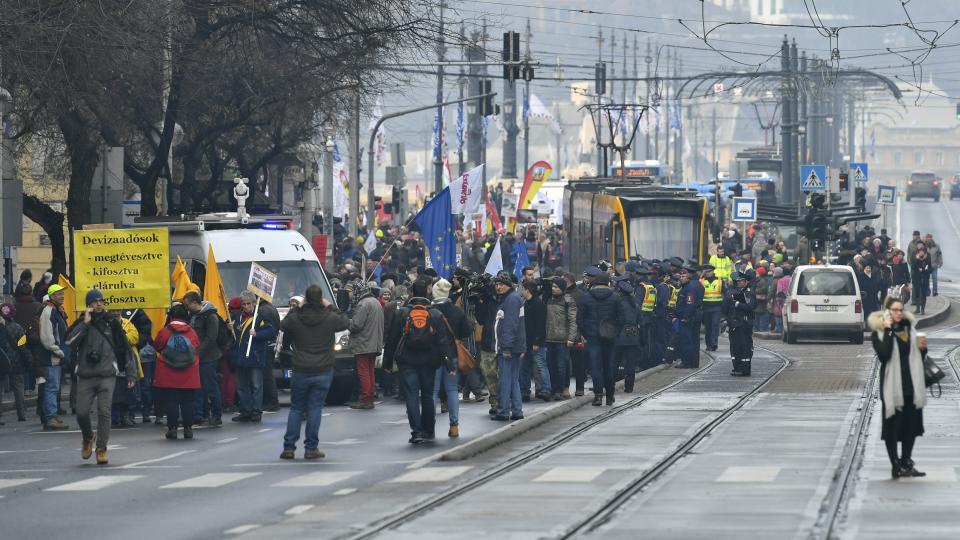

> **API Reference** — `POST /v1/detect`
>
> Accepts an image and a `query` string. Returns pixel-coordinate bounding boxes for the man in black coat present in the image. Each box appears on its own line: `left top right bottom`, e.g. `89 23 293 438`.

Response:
519 280 549 401
577 273 624 406
724 271 756 376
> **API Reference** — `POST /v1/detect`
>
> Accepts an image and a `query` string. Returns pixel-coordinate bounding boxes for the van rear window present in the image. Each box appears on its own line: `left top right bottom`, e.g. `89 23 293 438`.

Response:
911 173 936 183
797 271 856 296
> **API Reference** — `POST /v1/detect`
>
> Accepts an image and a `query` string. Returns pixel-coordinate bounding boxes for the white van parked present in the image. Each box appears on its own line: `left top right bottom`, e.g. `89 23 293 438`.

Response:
782 264 864 344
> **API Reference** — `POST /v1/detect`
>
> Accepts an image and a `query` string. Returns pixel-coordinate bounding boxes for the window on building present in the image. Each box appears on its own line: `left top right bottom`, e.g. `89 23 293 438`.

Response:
894 151 903 166
915 151 925 165
937 152 945 166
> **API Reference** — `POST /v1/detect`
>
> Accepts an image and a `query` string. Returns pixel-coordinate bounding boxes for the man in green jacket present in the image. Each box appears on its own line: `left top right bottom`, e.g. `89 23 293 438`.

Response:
279 285 350 460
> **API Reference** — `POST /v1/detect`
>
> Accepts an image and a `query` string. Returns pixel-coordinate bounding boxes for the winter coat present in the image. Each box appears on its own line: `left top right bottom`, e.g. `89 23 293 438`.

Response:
1 320 30 374
189 301 222 364
349 294 384 356
890 261 911 286
616 293 641 347
773 276 790 317
722 286 756 328
152 320 201 389
495 289 526 355
576 286 624 342
382 297 454 370
281 303 350 373
233 311 278 369
36 302 69 368
927 240 943 269
476 296 499 352
753 277 770 314
432 298 475 340
66 312 135 382
545 293 578 343
868 310 926 421
523 296 546 348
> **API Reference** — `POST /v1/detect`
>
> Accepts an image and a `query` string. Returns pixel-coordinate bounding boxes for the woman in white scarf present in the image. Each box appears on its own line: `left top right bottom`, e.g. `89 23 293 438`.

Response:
868 296 927 479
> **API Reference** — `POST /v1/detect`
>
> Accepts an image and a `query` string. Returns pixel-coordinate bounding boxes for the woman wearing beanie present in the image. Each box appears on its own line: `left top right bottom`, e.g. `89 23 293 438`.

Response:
152 303 202 440
431 278 475 437
0 303 29 422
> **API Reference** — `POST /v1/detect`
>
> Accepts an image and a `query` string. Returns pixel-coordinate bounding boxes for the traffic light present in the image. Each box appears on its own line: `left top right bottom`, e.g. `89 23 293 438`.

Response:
731 183 744 197
502 31 520 81
521 63 535 82
595 62 607 95
809 192 827 211
855 186 866 210
478 80 498 116
838 172 849 192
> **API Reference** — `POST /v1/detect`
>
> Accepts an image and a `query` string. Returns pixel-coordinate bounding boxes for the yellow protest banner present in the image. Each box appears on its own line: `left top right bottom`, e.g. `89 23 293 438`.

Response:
73 228 171 309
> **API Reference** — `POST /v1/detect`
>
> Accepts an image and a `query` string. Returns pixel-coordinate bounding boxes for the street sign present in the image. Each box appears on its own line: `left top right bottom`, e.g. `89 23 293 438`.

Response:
877 184 896 205
849 162 868 184
731 197 757 222
800 165 827 191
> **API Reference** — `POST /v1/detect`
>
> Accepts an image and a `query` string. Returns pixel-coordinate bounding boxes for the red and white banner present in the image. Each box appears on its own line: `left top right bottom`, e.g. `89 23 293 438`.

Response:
449 164 484 216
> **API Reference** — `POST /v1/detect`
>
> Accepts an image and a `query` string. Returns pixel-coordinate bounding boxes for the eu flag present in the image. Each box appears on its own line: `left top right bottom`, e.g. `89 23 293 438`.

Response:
415 187 457 280
512 240 530 281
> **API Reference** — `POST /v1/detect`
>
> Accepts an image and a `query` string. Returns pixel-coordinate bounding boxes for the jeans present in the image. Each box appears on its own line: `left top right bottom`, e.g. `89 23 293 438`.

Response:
520 346 550 397
283 370 333 451
401 365 436 437
76 376 116 448
932 267 939 295
43 365 62 420
496 352 523 417
754 313 769 332
236 367 264 417
545 343 569 396
434 367 459 425
195 362 223 419
164 388 196 429
774 315 783 333
356 354 377 403
587 340 616 398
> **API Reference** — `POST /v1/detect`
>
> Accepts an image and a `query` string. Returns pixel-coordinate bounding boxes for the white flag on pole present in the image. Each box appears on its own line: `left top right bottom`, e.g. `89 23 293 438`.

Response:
449 164 485 216
364 231 378 255
333 174 348 219
484 237 504 276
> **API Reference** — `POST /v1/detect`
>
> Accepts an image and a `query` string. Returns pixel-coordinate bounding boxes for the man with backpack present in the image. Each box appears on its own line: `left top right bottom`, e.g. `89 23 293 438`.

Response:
184 291 226 426
65 289 137 464
383 279 454 444
35 283 71 430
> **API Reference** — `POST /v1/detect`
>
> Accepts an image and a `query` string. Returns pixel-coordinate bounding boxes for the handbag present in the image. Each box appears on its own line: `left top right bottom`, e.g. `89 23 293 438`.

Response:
441 317 476 372
923 353 946 397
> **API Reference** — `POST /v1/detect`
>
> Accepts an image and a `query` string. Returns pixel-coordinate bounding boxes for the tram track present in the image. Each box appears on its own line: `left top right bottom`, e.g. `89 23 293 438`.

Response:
340 347 790 540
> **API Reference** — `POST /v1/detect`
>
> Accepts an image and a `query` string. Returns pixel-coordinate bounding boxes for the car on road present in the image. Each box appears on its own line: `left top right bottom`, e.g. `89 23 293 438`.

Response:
906 170 941 201
950 174 960 200
782 265 864 344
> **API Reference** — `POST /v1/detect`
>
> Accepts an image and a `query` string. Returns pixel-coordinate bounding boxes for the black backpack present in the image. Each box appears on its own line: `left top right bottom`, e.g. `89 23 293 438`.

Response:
209 311 236 351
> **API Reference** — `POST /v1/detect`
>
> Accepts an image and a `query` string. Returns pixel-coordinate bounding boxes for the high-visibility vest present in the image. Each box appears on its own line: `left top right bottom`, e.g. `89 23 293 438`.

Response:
667 285 680 309
701 278 723 303
641 284 656 312
709 255 733 282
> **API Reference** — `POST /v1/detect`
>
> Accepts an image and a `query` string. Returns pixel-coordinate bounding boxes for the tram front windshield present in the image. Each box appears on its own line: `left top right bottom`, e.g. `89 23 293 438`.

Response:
628 216 695 261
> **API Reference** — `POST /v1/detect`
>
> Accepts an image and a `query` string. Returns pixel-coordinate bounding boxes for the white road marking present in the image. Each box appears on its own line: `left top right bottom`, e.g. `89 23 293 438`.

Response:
224 524 261 535
216 437 239 444
160 472 261 489
533 466 608 483
46 475 144 492
0 478 43 490
716 466 782 483
389 466 472 483
284 504 314 516
230 462 346 467
272 471 360 488
0 449 57 454
119 450 195 470
31 430 82 434
257 428 272 433
381 419 409 425
333 488 357 496
320 438 362 446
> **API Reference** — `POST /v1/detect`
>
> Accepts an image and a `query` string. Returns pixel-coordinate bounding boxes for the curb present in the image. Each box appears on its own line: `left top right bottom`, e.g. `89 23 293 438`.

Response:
916 297 952 329
439 363 671 462
753 331 781 341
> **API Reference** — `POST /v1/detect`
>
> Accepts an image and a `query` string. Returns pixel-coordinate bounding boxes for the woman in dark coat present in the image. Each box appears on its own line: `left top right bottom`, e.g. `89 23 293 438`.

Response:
869 297 927 479
911 243 932 314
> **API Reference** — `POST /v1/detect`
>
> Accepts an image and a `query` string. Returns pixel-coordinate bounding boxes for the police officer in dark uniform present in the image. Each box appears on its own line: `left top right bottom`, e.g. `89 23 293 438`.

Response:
674 267 703 369
699 264 725 351
634 266 657 370
723 270 756 376
653 265 671 365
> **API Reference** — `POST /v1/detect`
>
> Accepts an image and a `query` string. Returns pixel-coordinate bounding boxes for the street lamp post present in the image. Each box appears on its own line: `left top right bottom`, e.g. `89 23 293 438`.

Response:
0 86 12 294
323 133 335 264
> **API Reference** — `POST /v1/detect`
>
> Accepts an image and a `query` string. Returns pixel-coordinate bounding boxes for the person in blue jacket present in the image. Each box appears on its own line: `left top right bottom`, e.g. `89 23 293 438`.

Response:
674 267 703 369
493 272 526 422
233 291 278 423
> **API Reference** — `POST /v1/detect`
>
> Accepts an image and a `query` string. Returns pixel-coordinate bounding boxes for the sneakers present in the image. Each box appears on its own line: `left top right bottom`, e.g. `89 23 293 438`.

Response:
183 427 193 439
510 414 524 421
165 428 178 440
95 448 108 465
408 433 424 444
448 424 459 438
303 449 325 459
44 417 69 431
349 401 375 410
81 437 94 460
280 449 295 460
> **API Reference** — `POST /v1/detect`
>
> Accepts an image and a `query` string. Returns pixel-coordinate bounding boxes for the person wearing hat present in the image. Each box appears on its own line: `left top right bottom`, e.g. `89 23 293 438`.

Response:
545 277 577 400
653 267 672 366
724 271 756 376
634 268 657 372
492 273 526 421
431 278 475 437
700 264 725 352
36 283 71 430
347 279 384 410
577 272 624 406
0 303 30 423
66 289 137 464
674 267 703 369
615 280 642 393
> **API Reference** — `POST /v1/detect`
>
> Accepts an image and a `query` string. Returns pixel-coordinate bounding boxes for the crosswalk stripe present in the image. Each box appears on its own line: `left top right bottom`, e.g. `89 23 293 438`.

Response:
716 466 781 483
0 478 43 490
272 471 360 488
224 524 261 535
533 467 607 483
388 466 472 483
46 475 144 492
160 472 261 489
284 504 315 516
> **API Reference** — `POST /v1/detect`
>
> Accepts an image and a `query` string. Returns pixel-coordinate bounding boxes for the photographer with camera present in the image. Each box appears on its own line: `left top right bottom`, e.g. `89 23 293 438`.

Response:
66 289 137 465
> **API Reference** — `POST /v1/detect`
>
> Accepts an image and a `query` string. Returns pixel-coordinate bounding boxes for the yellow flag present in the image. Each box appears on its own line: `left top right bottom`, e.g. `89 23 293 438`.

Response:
58 275 78 326
204 244 230 322
143 308 166 340
171 255 194 302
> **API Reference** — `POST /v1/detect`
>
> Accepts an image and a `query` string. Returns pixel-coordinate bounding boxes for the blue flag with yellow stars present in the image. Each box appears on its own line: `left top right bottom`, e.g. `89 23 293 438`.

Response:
415 187 457 280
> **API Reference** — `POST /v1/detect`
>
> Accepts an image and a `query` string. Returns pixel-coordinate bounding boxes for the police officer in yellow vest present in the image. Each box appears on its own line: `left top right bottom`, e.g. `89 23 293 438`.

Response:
700 264 725 352
635 266 657 371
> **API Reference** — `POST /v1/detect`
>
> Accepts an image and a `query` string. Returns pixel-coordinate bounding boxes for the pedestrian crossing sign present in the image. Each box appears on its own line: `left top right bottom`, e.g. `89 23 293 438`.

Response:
800 165 826 191
849 162 868 184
